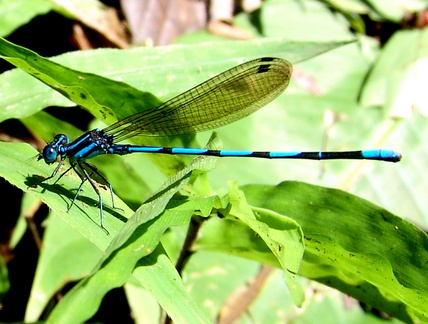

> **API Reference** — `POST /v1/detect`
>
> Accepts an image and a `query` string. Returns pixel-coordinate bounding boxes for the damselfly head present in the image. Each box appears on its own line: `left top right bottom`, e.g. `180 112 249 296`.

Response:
41 144 60 164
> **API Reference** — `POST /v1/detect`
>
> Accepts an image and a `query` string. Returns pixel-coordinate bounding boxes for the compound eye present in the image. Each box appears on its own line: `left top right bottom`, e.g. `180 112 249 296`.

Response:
42 145 58 164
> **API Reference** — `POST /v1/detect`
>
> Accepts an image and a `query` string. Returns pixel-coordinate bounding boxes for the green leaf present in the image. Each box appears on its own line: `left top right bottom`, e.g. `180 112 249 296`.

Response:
242 181 428 323
124 282 161 323
0 35 369 185
0 37 162 125
226 183 305 306
0 36 352 123
0 136 217 323
0 143 132 247
0 0 53 37
191 182 307 306
46 156 215 323
361 28 428 118
366 0 416 21
259 0 354 41
25 213 103 322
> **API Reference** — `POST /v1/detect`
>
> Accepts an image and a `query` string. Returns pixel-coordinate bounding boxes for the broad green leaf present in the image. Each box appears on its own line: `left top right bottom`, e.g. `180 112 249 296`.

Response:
260 0 354 41
242 181 428 323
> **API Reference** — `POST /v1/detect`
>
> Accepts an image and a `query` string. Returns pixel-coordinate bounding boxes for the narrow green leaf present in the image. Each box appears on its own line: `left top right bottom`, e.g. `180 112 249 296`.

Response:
46 157 215 323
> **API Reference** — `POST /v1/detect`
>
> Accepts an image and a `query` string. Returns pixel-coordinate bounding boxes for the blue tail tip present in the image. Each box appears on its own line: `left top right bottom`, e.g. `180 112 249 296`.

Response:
391 151 402 163
363 149 402 162
382 149 402 162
